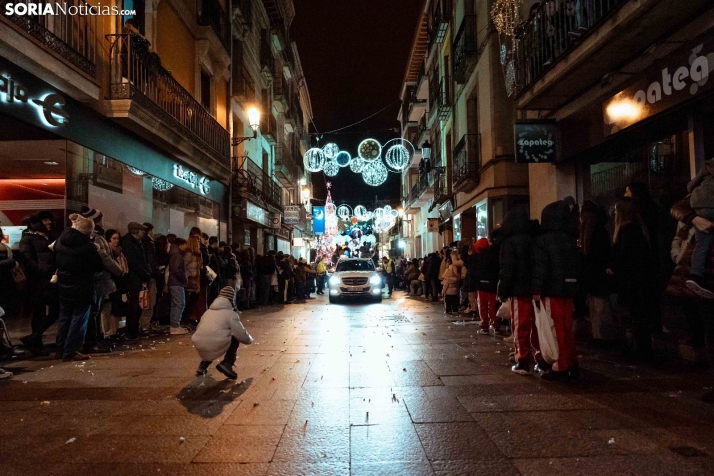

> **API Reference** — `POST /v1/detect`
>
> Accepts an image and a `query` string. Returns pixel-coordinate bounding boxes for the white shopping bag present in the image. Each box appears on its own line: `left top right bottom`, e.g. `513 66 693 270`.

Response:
533 297 559 364
496 298 511 319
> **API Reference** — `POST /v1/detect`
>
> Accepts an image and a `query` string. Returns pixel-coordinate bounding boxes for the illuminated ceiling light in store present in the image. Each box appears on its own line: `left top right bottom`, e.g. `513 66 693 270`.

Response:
43 161 59 165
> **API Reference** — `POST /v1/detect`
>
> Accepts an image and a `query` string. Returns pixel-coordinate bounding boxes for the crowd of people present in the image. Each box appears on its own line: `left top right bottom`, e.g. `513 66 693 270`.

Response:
0 205 329 380
390 177 714 397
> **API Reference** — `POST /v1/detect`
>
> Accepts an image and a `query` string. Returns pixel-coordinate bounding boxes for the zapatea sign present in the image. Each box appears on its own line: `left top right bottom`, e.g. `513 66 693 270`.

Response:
603 31 714 136
514 119 557 163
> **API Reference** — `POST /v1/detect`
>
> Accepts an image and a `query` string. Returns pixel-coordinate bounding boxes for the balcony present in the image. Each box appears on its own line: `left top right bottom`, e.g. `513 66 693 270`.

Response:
233 156 283 213
231 0 253 35
261 113 278 145
0 0 97 78
453 15 477 84
107 34 230 175
233 63 255 104
273 70 288 112
429 76 452 121
431 171 451 210
408 88 427 123
452 134 481 193
408 169 436 210
197 0 230 52
275 142 301 186
513 0 711 111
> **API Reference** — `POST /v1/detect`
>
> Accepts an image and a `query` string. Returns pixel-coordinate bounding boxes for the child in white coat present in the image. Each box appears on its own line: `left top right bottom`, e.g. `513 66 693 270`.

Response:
192 286 253 379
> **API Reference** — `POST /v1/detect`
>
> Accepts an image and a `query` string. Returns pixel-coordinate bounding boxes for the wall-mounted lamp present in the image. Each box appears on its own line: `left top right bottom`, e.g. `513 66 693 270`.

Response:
232 107 261 146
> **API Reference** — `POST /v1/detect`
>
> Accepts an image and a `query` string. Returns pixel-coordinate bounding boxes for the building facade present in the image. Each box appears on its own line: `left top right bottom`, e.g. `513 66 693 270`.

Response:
0 0 312 253
398 0 529 259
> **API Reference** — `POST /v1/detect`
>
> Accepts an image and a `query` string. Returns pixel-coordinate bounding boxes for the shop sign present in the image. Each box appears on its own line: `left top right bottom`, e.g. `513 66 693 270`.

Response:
313 206 325 234
271 213 282 229
427 218 439 233
603 34 714 136
246 201 270 227
275 226 290 240
514 120 556 163
438 200 454 222
284 205 300 225
0 72 68 127
173 164 210 195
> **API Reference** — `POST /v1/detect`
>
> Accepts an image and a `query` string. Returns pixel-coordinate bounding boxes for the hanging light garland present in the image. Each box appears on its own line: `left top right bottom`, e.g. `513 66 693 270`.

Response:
125 165 146 176
323 160 340 177
362 160 388 186
349 158 365 173
358 138 382 162
151 177 174 191
491 0 523 97
322 143 340 160
334 151 352 167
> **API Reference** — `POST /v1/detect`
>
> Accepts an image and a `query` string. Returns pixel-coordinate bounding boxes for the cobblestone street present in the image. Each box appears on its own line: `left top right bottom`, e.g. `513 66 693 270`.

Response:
1 292 714 475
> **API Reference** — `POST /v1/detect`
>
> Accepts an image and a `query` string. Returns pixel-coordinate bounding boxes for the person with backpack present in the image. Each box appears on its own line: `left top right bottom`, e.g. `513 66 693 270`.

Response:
531 201 582 380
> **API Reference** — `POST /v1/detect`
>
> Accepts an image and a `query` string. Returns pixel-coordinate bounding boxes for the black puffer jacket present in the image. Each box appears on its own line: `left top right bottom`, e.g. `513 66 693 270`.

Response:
141 235 161 280
18 230 54 283
498 207 536 299
532 201 582 298
55 228 104 304
471 246 500 294
121 233 150 291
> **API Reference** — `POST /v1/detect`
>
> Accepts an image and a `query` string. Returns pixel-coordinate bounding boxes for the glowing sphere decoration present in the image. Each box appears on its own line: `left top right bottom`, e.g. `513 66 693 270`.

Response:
349 158 365 173
323 160 340 177
334 151 352 167
362 160 388 186
358 139 382 162
354 205 368 221
304 148 326 172
322 143 340 160
384 140 415 171
336 204 352 220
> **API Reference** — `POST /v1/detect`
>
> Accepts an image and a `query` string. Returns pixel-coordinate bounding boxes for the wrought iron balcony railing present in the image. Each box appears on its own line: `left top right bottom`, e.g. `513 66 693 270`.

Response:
514 0 625 94
453 15 477 83
233 156 283 211
108 34 230 168
453 134 481 188
429 76 452 121
197 0 230 52
275 142 301 182
261 113 278 144
432 170 450 207
0 0 97 77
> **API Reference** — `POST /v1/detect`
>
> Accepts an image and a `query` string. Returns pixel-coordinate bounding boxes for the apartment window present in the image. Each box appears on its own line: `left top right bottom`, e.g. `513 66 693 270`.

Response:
123 0 146 35
201 70 211 111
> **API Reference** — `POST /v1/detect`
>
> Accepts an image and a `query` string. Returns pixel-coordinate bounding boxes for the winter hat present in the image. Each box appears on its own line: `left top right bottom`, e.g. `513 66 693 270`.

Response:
27 215 46 233
473 238 489 253
69 213 95 236
80 206 104 224
127 222 148 233
218 286 236 308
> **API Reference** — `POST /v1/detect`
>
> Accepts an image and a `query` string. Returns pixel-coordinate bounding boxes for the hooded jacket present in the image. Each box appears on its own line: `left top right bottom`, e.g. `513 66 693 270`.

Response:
468 245 500 294
55 228 104 304
192 296 253 361
18 226 55 283
532 201 582 298
688 158 714 209
498 207 536 299
441 265 460 295
167 244 187 288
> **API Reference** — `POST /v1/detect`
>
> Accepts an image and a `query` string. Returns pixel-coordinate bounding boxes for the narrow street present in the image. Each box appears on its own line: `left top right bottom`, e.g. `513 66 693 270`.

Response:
2 292 714 476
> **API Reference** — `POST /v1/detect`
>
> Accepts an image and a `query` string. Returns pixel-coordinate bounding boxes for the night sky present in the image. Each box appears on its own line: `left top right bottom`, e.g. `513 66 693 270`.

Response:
291 0 423 209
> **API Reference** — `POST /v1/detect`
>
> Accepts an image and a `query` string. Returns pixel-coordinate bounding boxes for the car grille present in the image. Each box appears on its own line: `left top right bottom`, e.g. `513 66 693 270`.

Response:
341 277 369 286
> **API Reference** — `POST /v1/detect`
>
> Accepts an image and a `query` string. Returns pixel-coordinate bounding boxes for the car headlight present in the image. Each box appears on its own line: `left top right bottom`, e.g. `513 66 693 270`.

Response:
329 275 341 286
370 275 381 285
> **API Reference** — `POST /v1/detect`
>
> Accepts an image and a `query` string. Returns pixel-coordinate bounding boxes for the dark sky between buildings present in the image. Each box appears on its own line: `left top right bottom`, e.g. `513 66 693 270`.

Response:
291 0 423 208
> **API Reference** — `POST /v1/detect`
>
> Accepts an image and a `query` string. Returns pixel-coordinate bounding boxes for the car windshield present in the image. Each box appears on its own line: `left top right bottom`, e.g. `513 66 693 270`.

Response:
336 260 374 272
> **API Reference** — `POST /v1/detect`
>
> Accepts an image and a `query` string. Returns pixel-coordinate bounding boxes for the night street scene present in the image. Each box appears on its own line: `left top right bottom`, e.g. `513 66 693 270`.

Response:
2 0 714 475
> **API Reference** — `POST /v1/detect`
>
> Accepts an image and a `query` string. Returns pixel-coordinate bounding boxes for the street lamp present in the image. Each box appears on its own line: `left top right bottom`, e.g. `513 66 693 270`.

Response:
232 107 261 146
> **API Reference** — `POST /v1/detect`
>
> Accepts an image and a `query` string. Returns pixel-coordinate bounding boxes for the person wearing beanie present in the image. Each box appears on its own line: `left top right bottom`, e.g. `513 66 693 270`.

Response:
78 207 123 354
121 222 151 340
18 214 59 356
54 215 104 361
192 286 253 379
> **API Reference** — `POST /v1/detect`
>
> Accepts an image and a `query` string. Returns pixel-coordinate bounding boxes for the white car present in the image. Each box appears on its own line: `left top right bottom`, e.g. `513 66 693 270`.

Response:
328 258 383 303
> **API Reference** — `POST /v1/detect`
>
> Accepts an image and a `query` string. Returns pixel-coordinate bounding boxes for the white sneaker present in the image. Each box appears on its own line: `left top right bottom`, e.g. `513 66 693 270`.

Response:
170 327 190 335
0 368 12 379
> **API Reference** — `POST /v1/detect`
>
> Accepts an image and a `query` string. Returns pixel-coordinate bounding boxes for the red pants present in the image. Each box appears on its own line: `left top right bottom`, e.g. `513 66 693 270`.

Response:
477 290 497 329
511 297 542 363
546 297 577 371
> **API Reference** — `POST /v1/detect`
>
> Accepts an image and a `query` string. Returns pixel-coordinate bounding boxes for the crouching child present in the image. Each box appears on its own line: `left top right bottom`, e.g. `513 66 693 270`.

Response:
192 286 253 379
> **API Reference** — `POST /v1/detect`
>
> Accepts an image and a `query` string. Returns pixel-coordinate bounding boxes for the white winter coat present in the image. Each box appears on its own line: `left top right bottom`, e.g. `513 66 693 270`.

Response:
192 297 253 361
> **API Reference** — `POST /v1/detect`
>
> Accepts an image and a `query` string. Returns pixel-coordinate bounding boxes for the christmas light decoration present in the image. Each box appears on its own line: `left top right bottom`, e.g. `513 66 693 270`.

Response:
336 204 352 220
334 151 352 167
491 0 522 37
125 166 146 176
304 148 326 172
323 160 340 177
354 205 368 221
349 158 365 173
151 177 174 191
322 143 340 160
358 139 382 162
362 160 388 186
384 138 415 171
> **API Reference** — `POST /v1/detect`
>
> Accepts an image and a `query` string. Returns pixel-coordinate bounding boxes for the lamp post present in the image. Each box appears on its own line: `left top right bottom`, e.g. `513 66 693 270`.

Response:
232 107 261 146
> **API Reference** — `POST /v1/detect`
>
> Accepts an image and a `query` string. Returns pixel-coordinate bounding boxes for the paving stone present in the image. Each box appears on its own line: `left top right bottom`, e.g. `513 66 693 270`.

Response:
272 425 349 463
350 423 428 464
415 422 505 461
192 425 283 463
